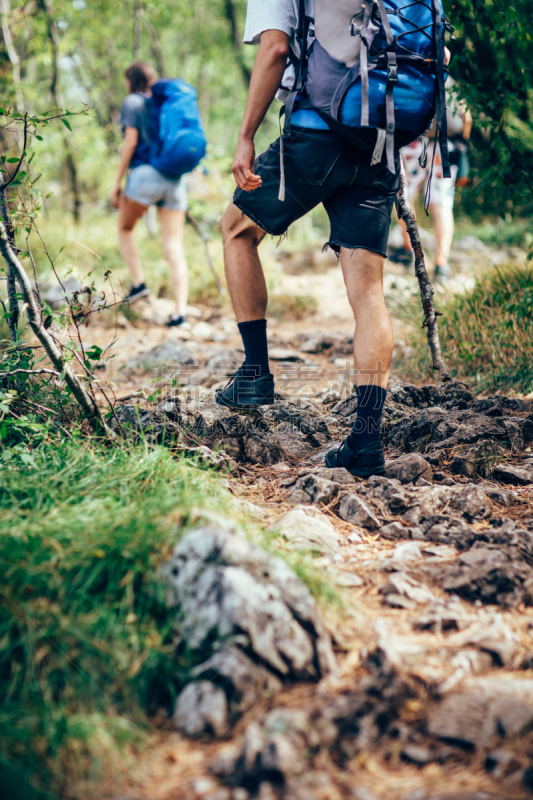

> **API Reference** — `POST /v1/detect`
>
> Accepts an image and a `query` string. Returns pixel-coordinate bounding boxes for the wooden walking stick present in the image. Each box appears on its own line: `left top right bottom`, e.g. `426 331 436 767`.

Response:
395 162 451 382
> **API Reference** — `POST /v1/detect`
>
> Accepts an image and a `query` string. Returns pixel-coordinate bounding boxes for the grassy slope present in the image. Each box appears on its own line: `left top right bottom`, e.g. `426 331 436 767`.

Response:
0 440 240 796
395 262 533 393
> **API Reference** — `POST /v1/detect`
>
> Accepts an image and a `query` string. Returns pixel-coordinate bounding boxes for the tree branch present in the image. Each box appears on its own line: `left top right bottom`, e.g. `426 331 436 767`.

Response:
0 368 59 377
395 164 451 382
0 220 116 437
186 212 226 296
38 0 82 221
223 0 251 86
0 182 19 342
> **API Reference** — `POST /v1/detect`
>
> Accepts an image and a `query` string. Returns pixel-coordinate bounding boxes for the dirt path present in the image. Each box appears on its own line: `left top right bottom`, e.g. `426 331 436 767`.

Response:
79 237 533 800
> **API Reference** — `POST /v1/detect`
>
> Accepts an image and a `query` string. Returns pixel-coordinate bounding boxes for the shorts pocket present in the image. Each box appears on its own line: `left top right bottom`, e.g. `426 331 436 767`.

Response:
282 131 344 185
372 168 401 191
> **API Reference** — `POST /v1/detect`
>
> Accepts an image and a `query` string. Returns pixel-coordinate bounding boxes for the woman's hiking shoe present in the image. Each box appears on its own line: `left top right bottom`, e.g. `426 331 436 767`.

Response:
166 314 191 329
388 246 414 269
434 263 451 284
325 438 385 477
121 283 150 304
215 364 275 408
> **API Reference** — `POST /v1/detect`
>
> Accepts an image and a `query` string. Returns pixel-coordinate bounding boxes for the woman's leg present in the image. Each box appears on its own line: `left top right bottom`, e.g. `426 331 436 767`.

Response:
158 207 189 316
118 196 148 286
431 202 454 268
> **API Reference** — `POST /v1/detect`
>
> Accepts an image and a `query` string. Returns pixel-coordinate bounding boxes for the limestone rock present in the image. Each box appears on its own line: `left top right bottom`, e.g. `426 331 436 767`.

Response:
269 506 341 552
110 403 180 443
428 685 533 749
493 462 533 485
191 646 282 714
386 453 433 484
385 407 448 452
161 525 336 683
450 485 489 521
380 571 435 605
423 380 475 410
174 681 228 737
123 339 196 372
338 494 380 530
451 441 505 479
440 546 533 607
286 473 341 506
182 445 236 471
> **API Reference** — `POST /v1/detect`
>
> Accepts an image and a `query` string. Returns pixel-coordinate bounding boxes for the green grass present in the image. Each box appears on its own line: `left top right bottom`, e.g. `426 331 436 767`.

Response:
0 434 339 797
268 293 319 320
455 216 533 252
395 262 533 393
0 439 242 796
22 209 224 309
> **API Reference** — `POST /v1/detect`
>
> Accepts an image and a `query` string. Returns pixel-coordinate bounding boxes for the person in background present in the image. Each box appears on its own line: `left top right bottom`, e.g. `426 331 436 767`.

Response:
112 61 190 328
394 81 472 283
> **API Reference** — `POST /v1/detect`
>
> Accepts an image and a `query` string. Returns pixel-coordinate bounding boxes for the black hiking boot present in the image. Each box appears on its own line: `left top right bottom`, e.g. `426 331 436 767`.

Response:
325 438 385 478
121 283 150 304
215 364 275 408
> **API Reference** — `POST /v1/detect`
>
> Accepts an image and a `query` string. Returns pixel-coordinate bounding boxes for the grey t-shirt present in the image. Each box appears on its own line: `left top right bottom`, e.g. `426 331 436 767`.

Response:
243 1 361 100
118 92 152 167
243 0 311 99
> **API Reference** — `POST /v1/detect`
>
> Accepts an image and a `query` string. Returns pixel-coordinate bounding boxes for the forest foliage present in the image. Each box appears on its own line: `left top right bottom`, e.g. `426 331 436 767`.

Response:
0 0 532 221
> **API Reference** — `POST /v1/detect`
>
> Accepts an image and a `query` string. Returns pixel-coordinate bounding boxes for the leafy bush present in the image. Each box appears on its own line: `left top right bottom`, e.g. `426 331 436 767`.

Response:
396 263 533 393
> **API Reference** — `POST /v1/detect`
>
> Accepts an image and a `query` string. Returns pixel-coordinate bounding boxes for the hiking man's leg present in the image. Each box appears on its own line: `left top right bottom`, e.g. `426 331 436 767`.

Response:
341 247 392 390
319 247 392 476
220 202 267 322
219 203 272 397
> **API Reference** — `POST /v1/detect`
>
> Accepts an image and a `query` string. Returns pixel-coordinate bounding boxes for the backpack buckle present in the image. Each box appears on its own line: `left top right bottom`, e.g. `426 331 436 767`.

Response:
387 62 398 85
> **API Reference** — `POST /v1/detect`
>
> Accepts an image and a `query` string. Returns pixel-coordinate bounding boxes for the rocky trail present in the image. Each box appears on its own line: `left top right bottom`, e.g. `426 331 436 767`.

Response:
76 236 533 800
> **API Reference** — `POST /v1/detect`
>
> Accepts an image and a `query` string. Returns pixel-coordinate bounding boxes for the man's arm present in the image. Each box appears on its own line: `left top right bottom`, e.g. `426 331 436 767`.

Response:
232 29 289 191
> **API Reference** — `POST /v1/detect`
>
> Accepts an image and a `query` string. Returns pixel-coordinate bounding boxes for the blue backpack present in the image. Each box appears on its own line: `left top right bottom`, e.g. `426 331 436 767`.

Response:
284 0 453 177
149 79 207 180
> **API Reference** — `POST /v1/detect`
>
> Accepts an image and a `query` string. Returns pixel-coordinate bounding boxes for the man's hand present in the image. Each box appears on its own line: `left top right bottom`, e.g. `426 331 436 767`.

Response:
232 136 262 191
231 30 289 190
111 184 122 208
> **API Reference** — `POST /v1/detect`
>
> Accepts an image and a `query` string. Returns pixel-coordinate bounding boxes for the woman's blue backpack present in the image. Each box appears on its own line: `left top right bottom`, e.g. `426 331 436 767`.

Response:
149 79 207 180
285 0 453 176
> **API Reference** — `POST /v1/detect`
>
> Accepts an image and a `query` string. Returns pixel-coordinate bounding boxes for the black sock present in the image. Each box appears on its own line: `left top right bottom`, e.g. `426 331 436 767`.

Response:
348 384 387 450
237 319 270 379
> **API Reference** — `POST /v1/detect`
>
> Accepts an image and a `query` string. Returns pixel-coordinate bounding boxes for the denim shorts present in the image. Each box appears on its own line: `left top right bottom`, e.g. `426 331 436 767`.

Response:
233 128 400 255
125 164 188 211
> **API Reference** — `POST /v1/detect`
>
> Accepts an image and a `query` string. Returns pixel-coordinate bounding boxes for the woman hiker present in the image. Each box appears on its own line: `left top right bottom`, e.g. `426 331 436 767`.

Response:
112 61 190 328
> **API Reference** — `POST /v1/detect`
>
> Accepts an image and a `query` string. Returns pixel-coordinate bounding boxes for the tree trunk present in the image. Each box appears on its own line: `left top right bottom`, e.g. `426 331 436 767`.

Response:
223 0 251 86
145 16 165 76
38 0 82 222
0 183 19 343
0 0 24 110
134 0 142 59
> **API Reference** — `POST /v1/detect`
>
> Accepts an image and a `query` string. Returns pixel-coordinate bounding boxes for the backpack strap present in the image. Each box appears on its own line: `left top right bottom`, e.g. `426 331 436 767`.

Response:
432 0 451 178
375 0 398 173
283 0 311 136
352 2 375 127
